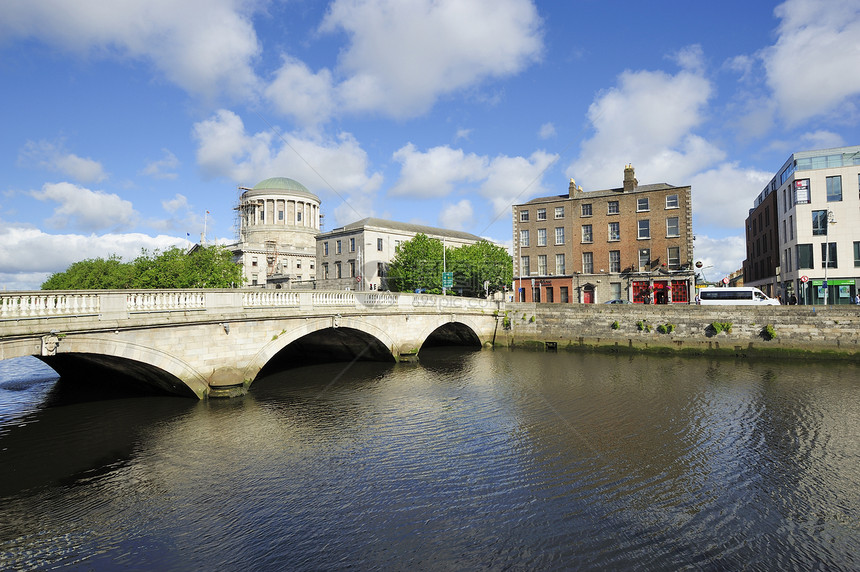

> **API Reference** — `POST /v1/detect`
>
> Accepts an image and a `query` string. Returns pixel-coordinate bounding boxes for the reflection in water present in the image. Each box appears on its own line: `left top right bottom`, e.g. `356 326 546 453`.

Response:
0 350 858 570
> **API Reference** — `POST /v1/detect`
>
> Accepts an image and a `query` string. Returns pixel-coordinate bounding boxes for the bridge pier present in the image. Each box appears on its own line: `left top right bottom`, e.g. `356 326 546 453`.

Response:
207 366 250 398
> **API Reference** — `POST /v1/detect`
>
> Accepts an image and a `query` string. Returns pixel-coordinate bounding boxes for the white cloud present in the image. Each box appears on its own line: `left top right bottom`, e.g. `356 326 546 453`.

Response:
439 199 474 231
693 234 747 283
265 55 336 128
191 109 383 227
162 193 188 213
0 223 186 290
689 163 772 232
478 150 558 218
30 182 138 232
799 130 845 151
763 0 860 124
141 149 180 180
320 0 543 118
18 139 107 183
668 44 704 74
538 122 555 139
389 144 488 198
569 67 721 189
455 128 472 141
0 0 262 100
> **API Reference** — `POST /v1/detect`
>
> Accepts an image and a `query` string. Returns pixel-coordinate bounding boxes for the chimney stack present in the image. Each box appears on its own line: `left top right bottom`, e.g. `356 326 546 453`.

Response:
623 164 637 192
568 178 578 197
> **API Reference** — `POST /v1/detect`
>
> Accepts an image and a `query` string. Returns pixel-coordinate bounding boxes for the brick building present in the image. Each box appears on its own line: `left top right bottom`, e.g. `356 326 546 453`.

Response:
512 166 694 304
742 187 779 297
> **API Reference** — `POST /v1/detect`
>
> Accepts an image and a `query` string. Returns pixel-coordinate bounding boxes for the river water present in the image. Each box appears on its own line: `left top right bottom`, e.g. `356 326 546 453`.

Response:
0 350 858 571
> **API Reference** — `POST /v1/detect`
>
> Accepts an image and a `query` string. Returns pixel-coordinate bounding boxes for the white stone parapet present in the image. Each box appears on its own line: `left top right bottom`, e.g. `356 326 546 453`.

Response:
0 289 500 322
0 292 100 319
127 291 206 313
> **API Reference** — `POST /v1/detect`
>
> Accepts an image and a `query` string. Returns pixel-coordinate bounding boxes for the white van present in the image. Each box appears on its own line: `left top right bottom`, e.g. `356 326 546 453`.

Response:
698 287 780 305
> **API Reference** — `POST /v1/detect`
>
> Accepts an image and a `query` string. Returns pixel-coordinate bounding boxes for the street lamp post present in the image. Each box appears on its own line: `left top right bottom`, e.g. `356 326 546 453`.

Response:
824 210 836 305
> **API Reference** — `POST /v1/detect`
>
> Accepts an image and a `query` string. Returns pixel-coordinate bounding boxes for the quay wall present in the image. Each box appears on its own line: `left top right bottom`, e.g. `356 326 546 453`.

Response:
495 303 860 359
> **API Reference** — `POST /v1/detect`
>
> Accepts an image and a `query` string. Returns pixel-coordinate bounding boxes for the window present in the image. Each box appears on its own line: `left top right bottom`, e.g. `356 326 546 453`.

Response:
611 282 622 300
638 219 650 239
797 244 813 269
609 250 621 273
581 203 592 216
521 255 530 276
555 206 564 219
251 256 258 267
668 246 680 268
537 208 547 221
377 238 383 251
278 210 284 221
666 194 679 208
336 240 342 254
637 197 649 211
638 248 650 271
854 242 860 267
608 200 619 214
608 222 620 241
560 287 569 303
538 255 547 275
821 243 837 268
297 260 302 269
555 253 566 275
520 210 529 222
812 210 828 235
783 220 787 243
377 262 385 279
790 215 794 240
520 229 530 247
297 211 302 222
555 227 565 245
323 263 329 279
349 237 356 252
537 228 547 246
582 252 593 273
826 176 842 202
666 216 679 237
335 262 342 278
324 242 329 256
794 179 810 204
581 224 592 243
349 260 355 277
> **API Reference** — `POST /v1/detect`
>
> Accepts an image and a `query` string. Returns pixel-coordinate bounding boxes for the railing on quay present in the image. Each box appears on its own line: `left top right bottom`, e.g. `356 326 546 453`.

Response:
1 289 500 323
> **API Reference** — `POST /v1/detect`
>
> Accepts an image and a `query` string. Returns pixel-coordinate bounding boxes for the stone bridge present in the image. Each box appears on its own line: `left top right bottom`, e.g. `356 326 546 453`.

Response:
0 290 504 398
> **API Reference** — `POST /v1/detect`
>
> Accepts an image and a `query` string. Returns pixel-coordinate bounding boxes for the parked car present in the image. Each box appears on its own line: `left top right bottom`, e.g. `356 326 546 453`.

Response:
604 299 632 304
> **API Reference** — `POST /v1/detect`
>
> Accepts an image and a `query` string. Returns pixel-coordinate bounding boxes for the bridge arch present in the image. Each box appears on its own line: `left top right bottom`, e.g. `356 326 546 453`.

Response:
416 316 486 353
243 316 398 387
36 336 208 399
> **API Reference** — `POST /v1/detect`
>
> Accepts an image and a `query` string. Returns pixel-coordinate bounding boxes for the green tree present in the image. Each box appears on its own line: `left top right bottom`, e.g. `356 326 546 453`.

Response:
448 240 512 297
41 255 133 290
41 245 243 289
386 234 445 293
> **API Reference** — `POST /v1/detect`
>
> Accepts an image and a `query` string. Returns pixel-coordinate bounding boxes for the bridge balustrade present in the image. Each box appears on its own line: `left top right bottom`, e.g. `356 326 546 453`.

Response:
127 291 206 313
0 292 100 319
242 291 300 308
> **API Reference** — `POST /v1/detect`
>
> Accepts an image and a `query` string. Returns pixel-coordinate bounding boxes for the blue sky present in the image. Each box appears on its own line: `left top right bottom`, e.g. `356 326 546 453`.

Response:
1 0 859 290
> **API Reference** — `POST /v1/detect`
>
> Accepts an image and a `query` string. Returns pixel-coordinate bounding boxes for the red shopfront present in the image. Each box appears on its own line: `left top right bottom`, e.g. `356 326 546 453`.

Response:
632 280 689 304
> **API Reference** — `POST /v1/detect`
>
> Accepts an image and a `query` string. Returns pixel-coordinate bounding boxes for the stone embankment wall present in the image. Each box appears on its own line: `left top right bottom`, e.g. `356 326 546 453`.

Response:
496 303 860 359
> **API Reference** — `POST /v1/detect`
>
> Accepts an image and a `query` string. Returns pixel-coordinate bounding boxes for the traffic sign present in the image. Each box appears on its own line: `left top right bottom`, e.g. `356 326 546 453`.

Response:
442 272 453 287
722 277 729 285
800 275 809 283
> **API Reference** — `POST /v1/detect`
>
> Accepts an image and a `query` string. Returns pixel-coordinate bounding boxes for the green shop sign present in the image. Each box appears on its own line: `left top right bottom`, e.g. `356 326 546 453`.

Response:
809 279 854 286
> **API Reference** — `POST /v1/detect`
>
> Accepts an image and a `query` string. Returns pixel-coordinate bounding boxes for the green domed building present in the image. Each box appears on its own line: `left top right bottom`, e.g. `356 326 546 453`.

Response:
233 177 321 287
